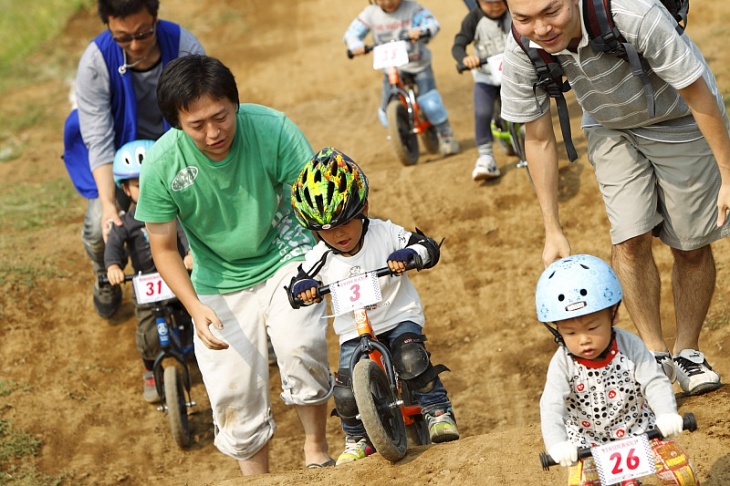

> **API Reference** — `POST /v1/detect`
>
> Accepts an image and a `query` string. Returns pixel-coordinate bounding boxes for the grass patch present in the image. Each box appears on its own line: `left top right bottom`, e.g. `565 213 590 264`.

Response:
0 179 77 232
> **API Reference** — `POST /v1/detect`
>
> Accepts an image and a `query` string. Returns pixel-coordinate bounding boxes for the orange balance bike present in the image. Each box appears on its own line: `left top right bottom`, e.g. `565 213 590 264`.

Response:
348 34 440 166
540 413 698 486
287 262 430 462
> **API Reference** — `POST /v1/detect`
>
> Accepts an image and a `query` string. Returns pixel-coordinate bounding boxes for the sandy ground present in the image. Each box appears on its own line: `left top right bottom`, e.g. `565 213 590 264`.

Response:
1 0 729 485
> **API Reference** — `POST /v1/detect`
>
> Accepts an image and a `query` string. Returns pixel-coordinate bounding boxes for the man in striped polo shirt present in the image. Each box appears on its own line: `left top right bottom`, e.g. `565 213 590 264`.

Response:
500 0 728 396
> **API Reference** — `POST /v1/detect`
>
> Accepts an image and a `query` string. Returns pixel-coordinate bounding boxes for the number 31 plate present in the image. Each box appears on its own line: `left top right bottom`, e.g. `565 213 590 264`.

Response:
591 434 655 485
133 272 176 304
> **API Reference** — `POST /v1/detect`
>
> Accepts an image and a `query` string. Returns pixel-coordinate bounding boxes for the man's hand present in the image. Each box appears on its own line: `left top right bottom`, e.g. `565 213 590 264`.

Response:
190 302 228 350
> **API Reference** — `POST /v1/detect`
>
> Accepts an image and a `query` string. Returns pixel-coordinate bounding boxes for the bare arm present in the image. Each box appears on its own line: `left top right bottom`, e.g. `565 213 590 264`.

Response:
146 221 228 350
92 164 122 242
678 77 730 227
524 112 571 266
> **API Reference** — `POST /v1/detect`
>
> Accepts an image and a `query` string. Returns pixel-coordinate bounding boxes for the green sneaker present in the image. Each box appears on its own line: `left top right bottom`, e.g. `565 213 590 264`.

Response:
335 436 375 465
425 408 459 443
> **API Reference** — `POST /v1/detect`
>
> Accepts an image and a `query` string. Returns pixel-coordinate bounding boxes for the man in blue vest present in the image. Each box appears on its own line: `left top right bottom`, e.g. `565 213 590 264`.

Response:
63 0 204 319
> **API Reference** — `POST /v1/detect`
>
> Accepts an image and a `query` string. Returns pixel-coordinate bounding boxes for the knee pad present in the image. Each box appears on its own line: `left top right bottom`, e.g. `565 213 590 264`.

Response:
332 369 360 426
392 333 449 393
417 89 448 126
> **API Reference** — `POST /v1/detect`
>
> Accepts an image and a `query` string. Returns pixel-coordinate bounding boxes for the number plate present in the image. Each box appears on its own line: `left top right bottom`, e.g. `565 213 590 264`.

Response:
591 434 655 485
487 52 504 85
133 272 176 304
373 40 409 70
330 271 382 316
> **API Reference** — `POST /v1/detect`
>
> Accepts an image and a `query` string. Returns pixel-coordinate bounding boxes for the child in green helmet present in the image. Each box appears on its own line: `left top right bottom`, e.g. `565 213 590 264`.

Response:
288 147 459 465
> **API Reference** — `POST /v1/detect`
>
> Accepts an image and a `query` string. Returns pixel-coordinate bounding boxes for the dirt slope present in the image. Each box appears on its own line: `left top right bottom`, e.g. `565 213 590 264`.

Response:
1 1 729 485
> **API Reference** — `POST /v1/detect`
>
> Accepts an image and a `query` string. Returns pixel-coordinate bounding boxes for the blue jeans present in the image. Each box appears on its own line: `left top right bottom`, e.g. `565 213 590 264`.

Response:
338 321 451 436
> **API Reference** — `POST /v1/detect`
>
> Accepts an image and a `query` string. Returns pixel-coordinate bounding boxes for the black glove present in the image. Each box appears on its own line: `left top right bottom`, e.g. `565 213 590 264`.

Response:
387 248 417 264
291 278 319 297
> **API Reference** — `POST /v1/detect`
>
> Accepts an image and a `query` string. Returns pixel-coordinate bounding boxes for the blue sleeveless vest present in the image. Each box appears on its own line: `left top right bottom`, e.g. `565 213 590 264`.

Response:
62 20 181 198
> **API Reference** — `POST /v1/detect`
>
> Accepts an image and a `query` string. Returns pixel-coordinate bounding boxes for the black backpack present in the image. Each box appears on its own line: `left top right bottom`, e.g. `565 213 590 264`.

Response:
512 0 689 161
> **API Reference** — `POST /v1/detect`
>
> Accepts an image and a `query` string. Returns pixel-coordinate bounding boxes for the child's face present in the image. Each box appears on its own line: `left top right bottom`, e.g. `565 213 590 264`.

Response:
479 0 508 18
555 308 613 360
375 0 402 14
122 178 140 204
317 218 364 256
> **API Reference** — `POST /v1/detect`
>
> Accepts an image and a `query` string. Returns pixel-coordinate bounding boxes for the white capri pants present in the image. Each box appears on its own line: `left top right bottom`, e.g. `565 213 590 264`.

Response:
195 260 332 461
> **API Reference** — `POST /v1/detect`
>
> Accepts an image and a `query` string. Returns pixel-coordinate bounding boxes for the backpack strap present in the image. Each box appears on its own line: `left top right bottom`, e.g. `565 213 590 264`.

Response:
583 0 655 118
511 24 578 162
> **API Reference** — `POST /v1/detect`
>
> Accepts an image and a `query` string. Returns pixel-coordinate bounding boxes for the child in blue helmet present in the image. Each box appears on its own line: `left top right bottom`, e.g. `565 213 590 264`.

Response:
344 0 460 156
105 140 193 403
535 254 699 486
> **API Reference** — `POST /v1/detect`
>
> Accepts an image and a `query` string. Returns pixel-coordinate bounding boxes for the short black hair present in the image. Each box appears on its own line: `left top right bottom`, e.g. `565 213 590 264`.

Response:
97 0 159 24
157 55 240 129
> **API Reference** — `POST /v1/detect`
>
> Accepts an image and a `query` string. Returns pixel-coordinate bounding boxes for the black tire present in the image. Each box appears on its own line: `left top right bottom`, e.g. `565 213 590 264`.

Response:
386 100 419 166
164 365 191 448
419 123 440 155
401 381 430 447
352 359 407 462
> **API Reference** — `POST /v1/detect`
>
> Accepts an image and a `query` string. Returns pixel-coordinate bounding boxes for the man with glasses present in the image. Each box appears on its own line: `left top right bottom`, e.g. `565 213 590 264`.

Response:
63 0 204 323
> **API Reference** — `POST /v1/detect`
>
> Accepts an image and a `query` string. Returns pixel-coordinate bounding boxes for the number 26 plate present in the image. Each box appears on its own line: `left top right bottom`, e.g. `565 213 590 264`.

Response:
591 434 655 485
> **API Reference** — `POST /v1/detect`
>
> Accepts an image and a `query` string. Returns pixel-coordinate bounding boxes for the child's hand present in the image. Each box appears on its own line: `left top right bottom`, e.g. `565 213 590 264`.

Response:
106 265 125 286
462 54 482 70
408 28 422 41
292 279 321 304
548 441 578 467
350 45 366 56
655 413 683 439
387 248 417 275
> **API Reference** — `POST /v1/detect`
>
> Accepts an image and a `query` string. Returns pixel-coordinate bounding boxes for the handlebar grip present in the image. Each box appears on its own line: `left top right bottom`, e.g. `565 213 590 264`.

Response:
456 57 489 74
98 274 135 286
539 413 697 471
347 45 374 59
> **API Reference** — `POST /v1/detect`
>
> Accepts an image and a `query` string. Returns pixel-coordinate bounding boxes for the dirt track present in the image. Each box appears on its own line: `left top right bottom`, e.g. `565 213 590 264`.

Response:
1 1 729 485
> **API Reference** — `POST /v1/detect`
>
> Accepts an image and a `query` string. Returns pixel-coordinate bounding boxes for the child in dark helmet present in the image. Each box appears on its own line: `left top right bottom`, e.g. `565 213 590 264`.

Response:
535 254 698 486
288 147 459 465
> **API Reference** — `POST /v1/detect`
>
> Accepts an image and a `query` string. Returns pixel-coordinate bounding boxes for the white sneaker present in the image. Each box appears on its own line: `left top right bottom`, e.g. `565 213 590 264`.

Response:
471 154 501 181
651 351 676 383
439 136 460 156
673 349 721 396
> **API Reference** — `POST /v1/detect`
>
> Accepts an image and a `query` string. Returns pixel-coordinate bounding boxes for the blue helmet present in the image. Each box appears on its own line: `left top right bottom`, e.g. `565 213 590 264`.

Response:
535 254 623 323
113 139 155 187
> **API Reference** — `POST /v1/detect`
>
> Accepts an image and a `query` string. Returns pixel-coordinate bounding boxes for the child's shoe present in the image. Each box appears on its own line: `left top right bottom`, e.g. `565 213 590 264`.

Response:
439 135 460 156
425 407 460 443
143 368 161 404
335 435 375 465
472 154 501 181
673 349 721 396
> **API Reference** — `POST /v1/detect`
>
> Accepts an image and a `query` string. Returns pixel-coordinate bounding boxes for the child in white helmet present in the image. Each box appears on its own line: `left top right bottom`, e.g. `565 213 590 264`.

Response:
535 254 698 486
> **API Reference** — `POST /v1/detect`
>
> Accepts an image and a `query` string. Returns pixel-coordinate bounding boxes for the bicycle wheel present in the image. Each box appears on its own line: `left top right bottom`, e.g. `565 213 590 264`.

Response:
386 100 419 166
352 359 407 462
164 365 191 448
419 124 440 155
401 381 430 447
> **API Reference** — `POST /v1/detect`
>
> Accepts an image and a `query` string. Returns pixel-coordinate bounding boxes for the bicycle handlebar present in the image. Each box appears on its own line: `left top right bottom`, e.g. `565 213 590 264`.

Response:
456 57 488 74
347 31 432 59
287 260 419 309
98 274 135 286
539 413 697 471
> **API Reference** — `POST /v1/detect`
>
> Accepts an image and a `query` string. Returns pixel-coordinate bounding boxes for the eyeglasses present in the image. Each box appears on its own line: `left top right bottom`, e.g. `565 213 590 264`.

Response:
110 25 156 44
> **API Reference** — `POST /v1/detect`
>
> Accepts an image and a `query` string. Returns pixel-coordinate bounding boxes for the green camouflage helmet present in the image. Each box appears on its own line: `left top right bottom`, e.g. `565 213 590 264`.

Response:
291 147 369 230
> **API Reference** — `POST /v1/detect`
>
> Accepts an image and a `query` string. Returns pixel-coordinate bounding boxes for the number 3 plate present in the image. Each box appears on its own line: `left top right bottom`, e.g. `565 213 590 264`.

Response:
591 434 655 485
133 272 176 304
329 272 382 316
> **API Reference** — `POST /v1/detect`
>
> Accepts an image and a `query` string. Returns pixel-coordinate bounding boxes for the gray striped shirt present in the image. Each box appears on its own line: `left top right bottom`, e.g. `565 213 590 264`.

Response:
501 0 726 143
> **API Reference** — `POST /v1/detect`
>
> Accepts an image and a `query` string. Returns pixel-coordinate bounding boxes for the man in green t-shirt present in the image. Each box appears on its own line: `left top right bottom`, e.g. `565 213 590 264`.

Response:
135 55 334 474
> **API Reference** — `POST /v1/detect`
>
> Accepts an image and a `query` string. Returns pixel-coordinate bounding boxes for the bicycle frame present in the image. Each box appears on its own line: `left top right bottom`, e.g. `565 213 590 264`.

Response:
385 66 432 138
